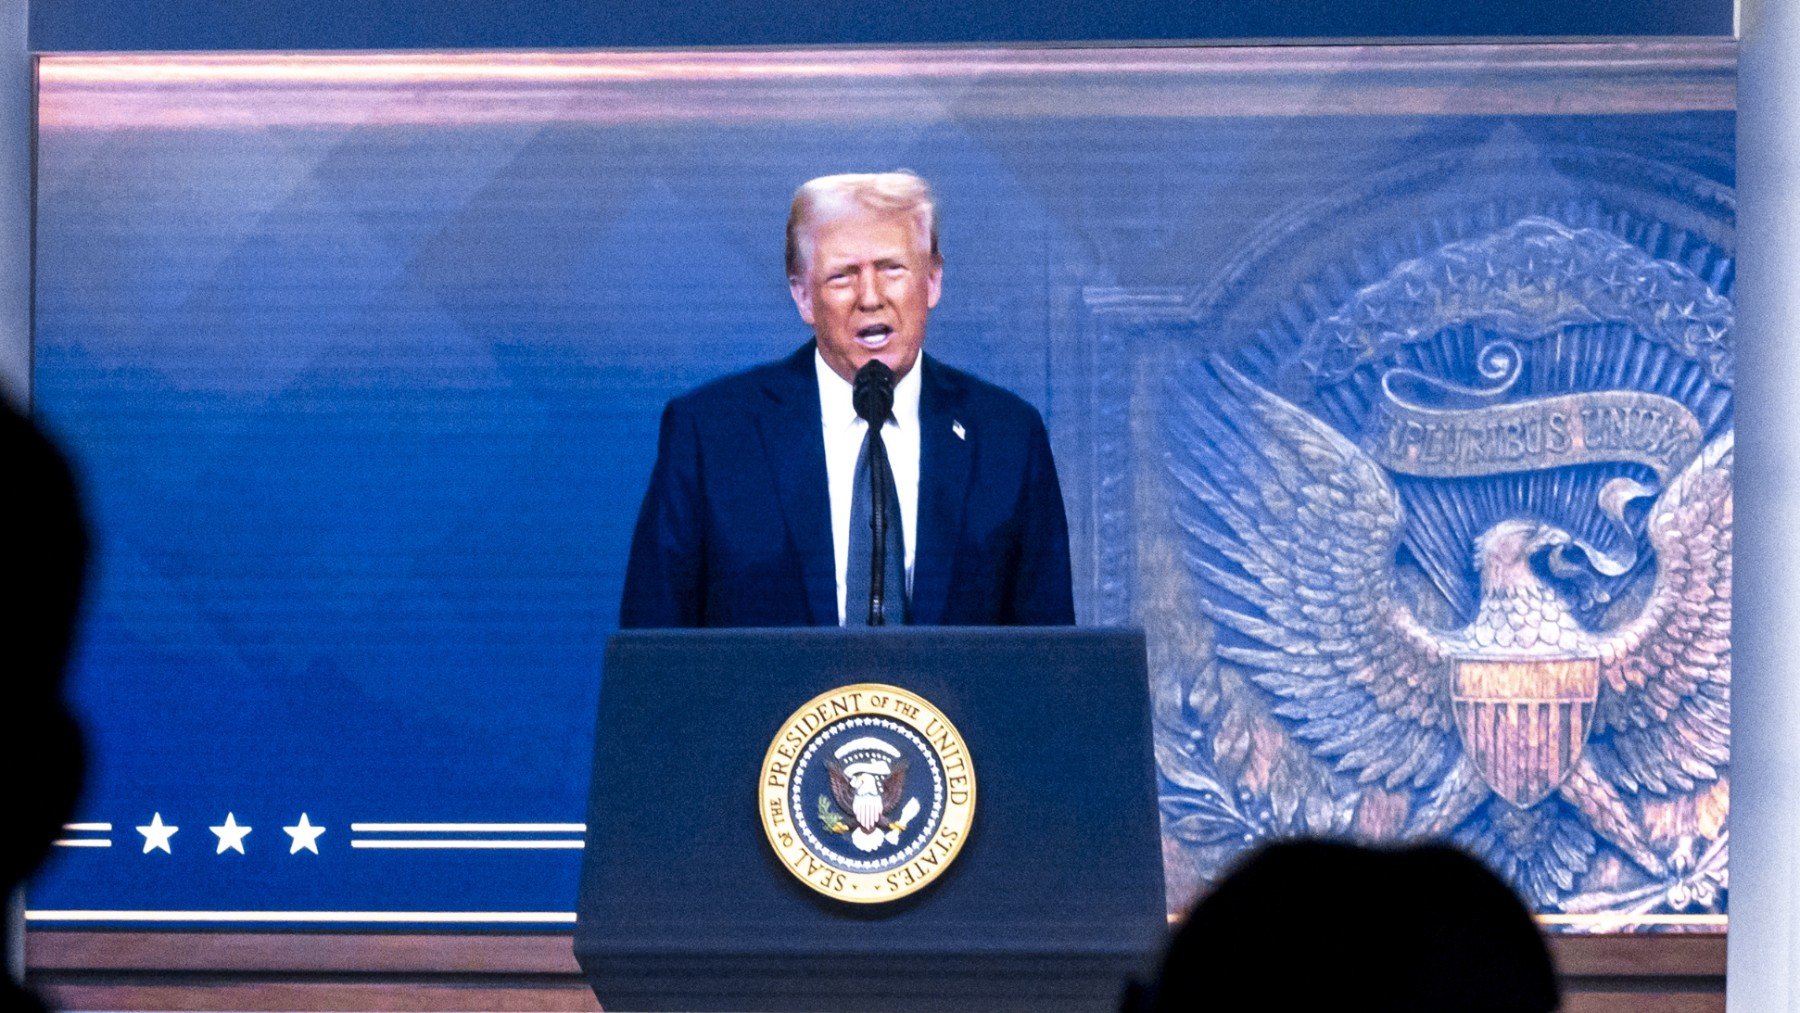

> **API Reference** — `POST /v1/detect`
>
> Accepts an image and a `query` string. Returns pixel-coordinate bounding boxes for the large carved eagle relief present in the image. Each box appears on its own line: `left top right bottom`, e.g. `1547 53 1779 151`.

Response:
1161 219 1732 917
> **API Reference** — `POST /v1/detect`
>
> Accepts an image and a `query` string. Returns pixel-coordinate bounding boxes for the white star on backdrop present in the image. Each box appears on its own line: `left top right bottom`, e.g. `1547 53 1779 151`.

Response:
211 812 252 854
137 812 178 854
283 813 326 855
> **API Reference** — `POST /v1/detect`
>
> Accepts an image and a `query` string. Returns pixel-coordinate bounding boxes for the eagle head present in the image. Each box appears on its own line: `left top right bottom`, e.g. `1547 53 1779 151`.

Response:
1467 519 1590 653
1474 519 1573 596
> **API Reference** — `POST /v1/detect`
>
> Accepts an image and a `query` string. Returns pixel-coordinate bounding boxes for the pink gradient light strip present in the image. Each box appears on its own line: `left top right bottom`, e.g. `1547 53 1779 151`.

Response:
36 42 1734 130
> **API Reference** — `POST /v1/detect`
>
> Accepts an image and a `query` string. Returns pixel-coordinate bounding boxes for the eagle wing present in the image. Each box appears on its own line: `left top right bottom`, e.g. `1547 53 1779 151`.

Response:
1588 431 1732 795
826 761 857 814
881 760 908 816
1169 362 1457 790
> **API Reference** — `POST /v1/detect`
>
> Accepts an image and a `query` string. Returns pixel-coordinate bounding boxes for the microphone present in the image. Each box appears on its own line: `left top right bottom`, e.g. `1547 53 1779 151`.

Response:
852 361 896 625
853 360 895 426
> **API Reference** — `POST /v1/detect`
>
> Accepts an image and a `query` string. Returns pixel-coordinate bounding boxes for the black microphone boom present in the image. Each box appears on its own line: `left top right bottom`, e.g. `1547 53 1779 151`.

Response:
852 360 896 625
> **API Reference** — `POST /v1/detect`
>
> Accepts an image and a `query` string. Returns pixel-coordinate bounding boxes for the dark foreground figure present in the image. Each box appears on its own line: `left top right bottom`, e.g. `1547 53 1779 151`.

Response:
2 403 90 1013
1138 840 1560 1013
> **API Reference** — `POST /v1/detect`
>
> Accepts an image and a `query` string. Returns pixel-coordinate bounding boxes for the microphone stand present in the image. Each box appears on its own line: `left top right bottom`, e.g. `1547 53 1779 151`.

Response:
853 360 897 626
866 425 889 626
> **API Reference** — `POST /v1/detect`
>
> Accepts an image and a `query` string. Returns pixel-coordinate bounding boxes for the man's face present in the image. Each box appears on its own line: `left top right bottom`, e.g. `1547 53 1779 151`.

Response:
790 207 942 384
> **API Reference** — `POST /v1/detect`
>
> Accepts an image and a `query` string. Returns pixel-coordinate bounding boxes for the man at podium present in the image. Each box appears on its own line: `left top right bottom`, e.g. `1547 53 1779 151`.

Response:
621 171 1074 628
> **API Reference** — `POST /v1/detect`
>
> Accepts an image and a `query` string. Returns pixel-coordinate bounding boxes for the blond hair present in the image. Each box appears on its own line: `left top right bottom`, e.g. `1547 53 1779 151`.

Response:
785 171 939 278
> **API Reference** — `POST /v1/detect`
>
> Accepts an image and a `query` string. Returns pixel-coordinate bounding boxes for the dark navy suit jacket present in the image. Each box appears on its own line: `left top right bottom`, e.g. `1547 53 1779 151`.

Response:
620 342 1074 627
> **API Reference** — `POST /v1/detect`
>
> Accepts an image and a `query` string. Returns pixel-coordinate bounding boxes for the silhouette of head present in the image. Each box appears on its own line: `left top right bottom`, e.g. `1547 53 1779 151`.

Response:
1144 840 1559 1013
2 402 89 897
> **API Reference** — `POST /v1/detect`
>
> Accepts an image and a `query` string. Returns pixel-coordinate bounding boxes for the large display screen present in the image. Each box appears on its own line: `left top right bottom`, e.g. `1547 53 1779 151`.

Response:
29 42 1733 932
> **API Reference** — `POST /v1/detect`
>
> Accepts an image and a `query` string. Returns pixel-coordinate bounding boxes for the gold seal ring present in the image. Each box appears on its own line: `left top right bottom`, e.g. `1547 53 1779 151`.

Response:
759 683 976 903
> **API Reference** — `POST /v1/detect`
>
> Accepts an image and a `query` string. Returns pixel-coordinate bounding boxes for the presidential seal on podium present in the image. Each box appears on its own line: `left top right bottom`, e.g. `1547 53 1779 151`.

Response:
759 683 976 903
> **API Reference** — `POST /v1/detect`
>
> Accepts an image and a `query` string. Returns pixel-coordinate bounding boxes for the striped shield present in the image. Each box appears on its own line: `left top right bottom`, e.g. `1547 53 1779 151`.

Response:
1451 657 1601 808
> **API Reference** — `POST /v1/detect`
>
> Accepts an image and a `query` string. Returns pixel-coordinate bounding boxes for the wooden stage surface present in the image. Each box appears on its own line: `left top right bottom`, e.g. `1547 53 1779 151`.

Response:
28 930 1727 1012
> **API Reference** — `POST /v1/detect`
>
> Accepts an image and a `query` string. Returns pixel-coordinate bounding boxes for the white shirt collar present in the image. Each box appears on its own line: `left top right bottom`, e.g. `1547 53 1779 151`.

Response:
814 349 922 431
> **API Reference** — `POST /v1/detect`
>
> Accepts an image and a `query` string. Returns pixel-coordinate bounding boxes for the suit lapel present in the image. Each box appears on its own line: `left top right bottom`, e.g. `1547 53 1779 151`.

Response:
912 356 971 626
754 343 838 626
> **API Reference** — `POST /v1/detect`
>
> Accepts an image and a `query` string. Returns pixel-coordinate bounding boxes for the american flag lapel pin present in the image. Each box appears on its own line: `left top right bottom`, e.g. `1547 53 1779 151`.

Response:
951 420 966 441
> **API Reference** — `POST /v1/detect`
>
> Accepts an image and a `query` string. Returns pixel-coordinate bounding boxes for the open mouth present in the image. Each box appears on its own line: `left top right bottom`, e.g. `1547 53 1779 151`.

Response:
855 324 893 348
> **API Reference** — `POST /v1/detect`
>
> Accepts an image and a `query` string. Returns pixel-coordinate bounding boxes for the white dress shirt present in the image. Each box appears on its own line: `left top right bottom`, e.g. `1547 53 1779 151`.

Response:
816 349 920 625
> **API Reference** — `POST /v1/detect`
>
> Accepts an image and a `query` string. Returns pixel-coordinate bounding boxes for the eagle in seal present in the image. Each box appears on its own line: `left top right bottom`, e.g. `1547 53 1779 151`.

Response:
1171 363 1730 894
827 744 911 853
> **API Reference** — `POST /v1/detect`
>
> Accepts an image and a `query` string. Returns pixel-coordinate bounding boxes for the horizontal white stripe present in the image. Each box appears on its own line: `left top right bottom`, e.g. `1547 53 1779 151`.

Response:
51 839 112 848
349 822 586 833
25 910 576 924
1538 913 1728 925
350 839 585 849
62 823 113 832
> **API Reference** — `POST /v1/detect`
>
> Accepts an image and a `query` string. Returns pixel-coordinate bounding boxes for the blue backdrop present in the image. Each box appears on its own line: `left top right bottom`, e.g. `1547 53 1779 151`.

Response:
28 43 1735 929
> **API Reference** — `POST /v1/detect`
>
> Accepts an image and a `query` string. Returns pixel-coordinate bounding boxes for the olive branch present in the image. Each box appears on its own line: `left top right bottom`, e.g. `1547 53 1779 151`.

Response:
817 795 850 834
